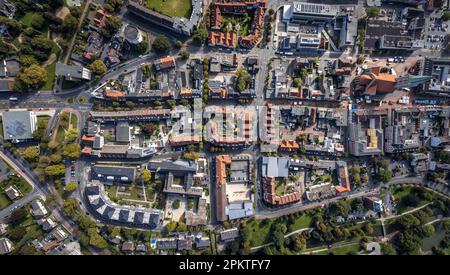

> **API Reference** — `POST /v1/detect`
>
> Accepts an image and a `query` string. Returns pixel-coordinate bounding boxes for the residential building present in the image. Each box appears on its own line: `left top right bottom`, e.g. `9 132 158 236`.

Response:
364 196 383 213
91 165 136 184
154 56 176 71
220 228 239 242
122 241 135 253
30 199 49 219
0 238 13 255
85 183 164 229
0 223 6 236
148 160 203 197
4 185 20 200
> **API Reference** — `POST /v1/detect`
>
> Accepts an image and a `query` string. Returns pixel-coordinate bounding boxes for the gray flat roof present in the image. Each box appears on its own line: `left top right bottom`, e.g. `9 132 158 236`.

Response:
1 111 34 140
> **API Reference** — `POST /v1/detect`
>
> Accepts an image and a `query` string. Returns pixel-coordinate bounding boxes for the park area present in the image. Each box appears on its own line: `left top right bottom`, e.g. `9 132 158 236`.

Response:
391 186 435 214
53 111 79 144
145 0 192 18
242 214 314 247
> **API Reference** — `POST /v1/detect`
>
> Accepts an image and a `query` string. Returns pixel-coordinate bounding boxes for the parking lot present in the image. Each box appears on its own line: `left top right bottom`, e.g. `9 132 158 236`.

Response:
423 9 450 50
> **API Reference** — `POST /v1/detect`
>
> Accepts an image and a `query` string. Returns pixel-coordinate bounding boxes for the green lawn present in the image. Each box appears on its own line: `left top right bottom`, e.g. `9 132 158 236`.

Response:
289 215 313 232
222 15 252 36
20 12 40 27
245 214 314 247
0 193 11 209
70 114 78 129
145 0 192 18
315 243 362 255
55 125 66 143
43 62 56 90
392 186 433 214
37 115 51 129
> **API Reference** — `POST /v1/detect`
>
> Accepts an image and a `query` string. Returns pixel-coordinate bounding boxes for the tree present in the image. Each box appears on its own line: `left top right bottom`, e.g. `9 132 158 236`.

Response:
141 169 151 183
105 16 122 37
395 214 420 230
8 226 26 241
20 146 39 161
236 67 251 92
442 12 450 21
401 193 420 208
362 223 374 235
44 164 65 176
192 28 208 45
272 223 287 249
292 235 306 252
65 182 77 192
48 140 60 150
351 198 365 212
63 14 78 33
377 169 392 183
9 208 27 225
62 144 81 159
293 78 302 88
125 101 135 109
179 50 190 60
88 228 108 249
166 221 177 231
183 151 199 160
65 128 78 142
177 222 187 232
394 230 422 255
50 153 62 164
17 64 47 89
175 40 183 48
63 198 80 217
380 242 396 255
152 35 171 54
135 40 148 54
418 224 435 238
18 244 40 255
172 199 180 209
167 99 176 108
88 60 107 75
19 54 38 67
366 7 380 18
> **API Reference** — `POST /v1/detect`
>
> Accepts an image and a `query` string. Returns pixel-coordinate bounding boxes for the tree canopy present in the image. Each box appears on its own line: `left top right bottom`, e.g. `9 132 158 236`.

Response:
152 35 171 54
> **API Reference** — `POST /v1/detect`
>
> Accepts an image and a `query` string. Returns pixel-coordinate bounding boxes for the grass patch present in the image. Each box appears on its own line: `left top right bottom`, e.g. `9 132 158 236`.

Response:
78 95 86 103
145 0 192 18
37 115 51 129
70 114 78 129
0 193 11 209
315 243 362 255
222 15 252 36
55 125 66 143
43 62 56 90
20 12 40 27
289 215 313 232
392 186 433 214
244 218 276 247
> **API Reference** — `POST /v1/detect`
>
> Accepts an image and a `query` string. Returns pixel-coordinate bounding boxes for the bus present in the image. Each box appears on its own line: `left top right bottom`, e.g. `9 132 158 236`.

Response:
9 97 18 101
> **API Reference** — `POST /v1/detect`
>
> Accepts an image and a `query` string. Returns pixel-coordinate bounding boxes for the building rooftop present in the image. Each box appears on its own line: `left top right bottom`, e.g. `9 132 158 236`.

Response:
1 111 36 141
